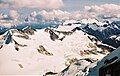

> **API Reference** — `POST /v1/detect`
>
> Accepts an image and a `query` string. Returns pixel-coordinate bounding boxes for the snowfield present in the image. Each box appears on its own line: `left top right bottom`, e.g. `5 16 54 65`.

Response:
0 25 106 75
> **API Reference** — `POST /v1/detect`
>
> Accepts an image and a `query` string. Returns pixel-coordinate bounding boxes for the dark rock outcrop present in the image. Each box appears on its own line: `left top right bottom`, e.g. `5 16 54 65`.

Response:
37 45 53 56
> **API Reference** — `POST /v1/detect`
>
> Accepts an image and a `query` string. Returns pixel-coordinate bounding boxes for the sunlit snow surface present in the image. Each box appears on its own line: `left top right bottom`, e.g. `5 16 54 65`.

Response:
0 23 106 75
0 19 120 75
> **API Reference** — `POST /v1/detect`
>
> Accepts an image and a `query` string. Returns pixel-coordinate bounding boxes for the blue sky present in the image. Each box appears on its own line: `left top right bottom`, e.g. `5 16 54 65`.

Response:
0 0 120 11
62 0 120 11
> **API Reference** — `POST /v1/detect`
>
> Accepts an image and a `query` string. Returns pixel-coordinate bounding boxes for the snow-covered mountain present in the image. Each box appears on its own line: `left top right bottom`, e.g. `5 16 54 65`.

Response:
0 17 120 75
0 24 108 75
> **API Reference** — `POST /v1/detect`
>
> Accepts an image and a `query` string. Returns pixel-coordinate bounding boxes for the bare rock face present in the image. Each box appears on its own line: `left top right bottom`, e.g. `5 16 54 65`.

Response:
55 30 73 36
23 29 35 35
11 29 30 39
43 71 58 76
45 28 73 41
49 29 59 41
37 45 53 56
22 26 36 35
18 64 24 68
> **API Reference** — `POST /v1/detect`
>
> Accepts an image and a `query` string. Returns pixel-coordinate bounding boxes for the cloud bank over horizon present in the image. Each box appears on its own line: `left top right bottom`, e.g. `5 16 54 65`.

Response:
84 4 120 19
0 1 120 21
34 4 120 20
0 0 64 9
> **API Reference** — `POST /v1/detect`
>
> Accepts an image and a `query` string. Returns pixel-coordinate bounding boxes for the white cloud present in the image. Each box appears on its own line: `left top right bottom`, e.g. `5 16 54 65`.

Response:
9 10 19 20
1 3 120 21
84 4 120 19
0 0 64 9
37 10 81 21
36 4 120 20
0 13 4 19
